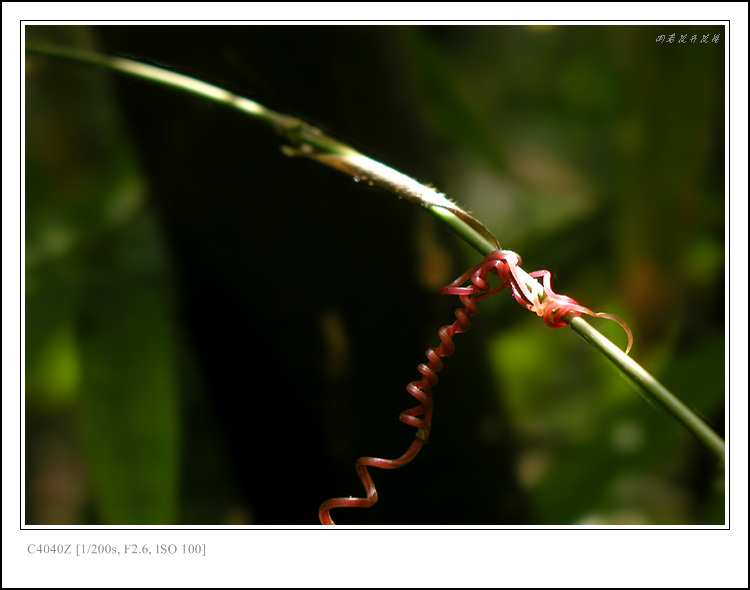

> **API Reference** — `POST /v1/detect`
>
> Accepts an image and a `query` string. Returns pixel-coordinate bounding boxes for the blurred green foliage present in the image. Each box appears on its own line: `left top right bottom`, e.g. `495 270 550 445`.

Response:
403 25 725 525
25 24 724 525
26 26 178 524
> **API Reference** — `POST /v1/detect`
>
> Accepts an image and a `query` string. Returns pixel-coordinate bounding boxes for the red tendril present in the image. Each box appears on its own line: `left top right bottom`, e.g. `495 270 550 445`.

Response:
318 249 632 525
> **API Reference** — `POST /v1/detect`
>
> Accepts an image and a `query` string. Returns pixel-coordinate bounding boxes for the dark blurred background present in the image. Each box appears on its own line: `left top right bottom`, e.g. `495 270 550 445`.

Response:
24 24 725 525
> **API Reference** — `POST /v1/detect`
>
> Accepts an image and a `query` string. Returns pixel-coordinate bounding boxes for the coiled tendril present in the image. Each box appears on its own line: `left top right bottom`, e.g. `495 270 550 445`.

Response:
318 249 632 525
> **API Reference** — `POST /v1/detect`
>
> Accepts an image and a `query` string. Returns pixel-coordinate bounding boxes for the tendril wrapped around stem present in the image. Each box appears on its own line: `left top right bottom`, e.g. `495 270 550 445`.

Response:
318 249 632 525
440 250 633 353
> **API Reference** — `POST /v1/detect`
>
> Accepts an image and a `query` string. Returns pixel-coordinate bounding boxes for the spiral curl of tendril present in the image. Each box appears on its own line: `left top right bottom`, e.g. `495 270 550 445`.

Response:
318 249 633 525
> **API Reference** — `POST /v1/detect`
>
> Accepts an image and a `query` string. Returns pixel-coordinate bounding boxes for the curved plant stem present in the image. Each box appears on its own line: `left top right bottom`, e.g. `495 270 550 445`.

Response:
568 317 726 460
25 43 725 461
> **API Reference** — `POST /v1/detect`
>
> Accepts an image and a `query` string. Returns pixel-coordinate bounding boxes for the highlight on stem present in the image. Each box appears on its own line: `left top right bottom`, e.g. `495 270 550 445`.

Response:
24 45 725 522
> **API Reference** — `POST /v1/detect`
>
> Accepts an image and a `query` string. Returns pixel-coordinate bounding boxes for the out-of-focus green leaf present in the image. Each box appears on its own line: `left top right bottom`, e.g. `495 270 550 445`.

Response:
25 23 145 367
489 313 724 525
79 217 179 525
25 25 180 524
26 321 81 410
